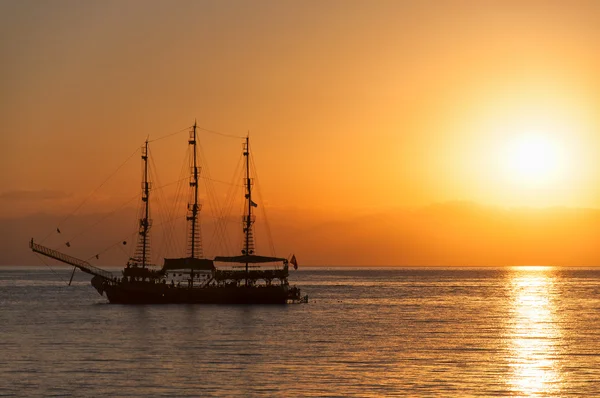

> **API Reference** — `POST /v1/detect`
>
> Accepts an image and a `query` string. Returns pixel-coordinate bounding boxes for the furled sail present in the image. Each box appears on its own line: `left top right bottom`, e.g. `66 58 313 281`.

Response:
214 255 286 264
162 257 214 271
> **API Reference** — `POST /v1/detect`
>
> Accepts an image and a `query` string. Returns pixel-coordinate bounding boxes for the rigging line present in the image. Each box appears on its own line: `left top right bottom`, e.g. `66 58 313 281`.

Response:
88 229 138 262
165 148 190 256
41 146 141 244
53 175 189 252
148 126 191 143
224 160 245 254
166 173 187 256
151 156 190 261
148 157 162 262
34 253 69 285
118 240 130 258
86 209 184 264
53 190 141 251
199 143 227 251
197 126 245 139
152 176 190 191
209 153 243 254
127 189 143 260
197 140 232 255
225 155 245 247
126 174 190 199
147 214 188 236
200 175 244 187
251 157 276 256
148 147 169 261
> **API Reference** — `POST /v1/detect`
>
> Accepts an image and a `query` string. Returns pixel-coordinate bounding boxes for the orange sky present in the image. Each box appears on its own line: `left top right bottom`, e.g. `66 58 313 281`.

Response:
1 1 600 265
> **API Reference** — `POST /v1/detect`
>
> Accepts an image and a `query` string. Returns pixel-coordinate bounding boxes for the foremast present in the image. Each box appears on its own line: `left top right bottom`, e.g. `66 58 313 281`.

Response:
187 121 203 259
130 139 152 268
242 136 257 285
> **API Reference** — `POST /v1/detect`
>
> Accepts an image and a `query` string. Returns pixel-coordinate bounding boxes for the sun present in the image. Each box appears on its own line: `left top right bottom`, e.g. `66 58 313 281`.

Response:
503 133 565 185
460 86 597 207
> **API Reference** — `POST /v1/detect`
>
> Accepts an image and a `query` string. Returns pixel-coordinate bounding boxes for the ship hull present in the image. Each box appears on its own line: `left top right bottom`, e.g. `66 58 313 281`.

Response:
95 280 289 304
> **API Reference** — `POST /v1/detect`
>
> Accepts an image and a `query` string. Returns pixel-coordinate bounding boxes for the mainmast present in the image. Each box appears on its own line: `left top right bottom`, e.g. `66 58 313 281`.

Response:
187 121 203 259
132 139 152 268
242 135 255 284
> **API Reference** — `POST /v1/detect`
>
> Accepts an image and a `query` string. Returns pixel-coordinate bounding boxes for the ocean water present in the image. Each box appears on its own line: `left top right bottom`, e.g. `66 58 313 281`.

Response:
1 266 600 397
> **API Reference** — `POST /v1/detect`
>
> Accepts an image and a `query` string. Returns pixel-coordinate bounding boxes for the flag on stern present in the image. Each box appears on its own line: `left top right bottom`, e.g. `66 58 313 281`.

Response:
290 255 298 270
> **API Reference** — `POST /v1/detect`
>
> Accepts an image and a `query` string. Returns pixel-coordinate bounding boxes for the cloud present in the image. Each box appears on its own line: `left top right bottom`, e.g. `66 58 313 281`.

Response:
0 190 72 201
2 202 600 267
266 202 600 266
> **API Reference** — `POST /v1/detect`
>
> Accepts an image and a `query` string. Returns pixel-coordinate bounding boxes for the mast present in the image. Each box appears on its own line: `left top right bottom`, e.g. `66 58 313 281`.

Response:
133 139 151 268
243 135 254 285
187 121 202 259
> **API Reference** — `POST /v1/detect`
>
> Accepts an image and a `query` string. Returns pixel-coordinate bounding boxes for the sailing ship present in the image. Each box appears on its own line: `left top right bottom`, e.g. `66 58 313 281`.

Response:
30 123 305 304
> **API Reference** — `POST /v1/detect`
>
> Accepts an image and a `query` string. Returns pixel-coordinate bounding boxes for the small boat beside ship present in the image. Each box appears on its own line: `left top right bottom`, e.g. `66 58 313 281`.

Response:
30 122 306 304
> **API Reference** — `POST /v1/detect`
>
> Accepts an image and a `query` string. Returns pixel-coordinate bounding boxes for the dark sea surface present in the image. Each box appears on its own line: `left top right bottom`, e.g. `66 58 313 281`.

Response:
1 266 600 397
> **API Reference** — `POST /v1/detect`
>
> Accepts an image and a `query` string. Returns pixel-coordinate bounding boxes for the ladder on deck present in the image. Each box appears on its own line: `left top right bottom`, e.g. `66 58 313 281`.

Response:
30 239 115 281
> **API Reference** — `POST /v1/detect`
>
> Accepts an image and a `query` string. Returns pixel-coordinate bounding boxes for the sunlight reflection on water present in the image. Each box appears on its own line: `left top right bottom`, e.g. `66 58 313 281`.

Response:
508 266 562 396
